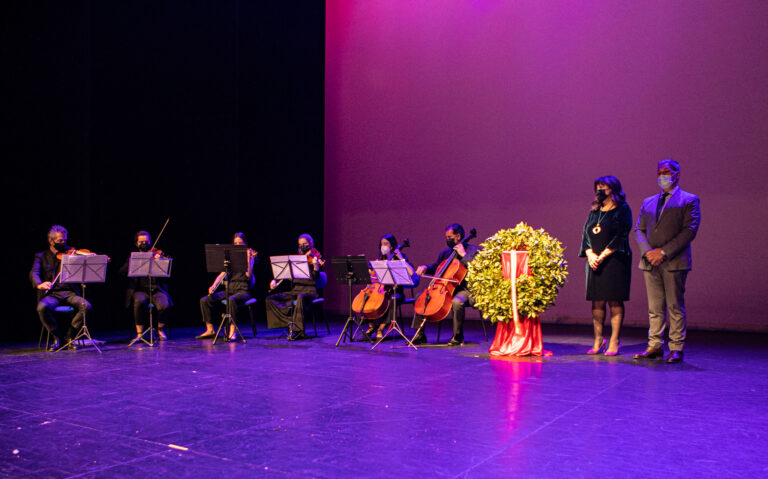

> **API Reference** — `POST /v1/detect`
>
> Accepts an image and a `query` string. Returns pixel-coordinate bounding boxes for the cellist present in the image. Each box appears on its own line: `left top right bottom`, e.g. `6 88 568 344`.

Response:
411 223 480 345
361 234 416 339
29 225 92 351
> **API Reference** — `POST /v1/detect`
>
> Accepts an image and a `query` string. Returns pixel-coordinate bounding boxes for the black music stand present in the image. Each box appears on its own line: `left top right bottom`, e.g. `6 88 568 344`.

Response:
369 259 418 350
268 255 312 337
329 255 372 347
205 244 248 345
56 254 109 353
127 252 172 346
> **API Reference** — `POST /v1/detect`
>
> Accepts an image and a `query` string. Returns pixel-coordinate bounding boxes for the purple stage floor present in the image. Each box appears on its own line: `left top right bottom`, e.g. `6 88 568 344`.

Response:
1 321 766 478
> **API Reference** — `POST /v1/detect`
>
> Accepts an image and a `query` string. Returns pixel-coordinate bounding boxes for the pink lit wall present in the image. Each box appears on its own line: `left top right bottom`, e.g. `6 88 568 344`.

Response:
325 1 768 331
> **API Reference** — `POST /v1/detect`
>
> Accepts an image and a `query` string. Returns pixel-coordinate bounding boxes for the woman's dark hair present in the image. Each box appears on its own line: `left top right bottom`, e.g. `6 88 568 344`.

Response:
591 176 626 211
232 232 247 245
379 234 398 258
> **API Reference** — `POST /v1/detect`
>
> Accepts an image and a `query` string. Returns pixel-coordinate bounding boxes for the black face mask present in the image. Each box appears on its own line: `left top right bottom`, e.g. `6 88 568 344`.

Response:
446 238 457 249
137 243 151 252
53 242 69 253
596 190 608 204
298 244 311 254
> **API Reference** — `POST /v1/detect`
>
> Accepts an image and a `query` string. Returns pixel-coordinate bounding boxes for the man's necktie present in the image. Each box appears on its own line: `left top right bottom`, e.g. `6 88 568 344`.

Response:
655 192 669 221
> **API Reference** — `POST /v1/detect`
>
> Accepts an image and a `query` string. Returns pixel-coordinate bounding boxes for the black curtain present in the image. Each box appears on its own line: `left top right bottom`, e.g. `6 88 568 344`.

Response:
2 1 325 341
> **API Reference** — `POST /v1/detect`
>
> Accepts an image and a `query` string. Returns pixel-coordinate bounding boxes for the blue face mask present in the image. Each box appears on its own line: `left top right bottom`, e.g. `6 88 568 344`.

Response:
658 175 674 190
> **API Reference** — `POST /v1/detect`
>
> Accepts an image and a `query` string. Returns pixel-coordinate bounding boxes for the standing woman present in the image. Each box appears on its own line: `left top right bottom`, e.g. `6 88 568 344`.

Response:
578 176 633 355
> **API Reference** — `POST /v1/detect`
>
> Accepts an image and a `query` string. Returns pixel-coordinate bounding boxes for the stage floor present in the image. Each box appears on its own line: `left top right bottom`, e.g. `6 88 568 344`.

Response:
1 321 766 478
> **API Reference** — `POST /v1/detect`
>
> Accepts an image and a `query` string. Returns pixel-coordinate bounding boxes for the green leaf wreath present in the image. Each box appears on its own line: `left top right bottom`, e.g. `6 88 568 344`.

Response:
466 222 568 323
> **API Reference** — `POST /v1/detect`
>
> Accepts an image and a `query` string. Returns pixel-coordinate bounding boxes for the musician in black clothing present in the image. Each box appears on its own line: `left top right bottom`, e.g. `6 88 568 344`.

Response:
120 231 173 343
265 233 324 341
196 232 257 341
29 225 91 351
411 223 480 346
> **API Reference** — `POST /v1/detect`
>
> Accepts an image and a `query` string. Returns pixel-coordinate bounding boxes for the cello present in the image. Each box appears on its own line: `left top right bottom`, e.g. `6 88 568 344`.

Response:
351 239 411 320
413 228 477 322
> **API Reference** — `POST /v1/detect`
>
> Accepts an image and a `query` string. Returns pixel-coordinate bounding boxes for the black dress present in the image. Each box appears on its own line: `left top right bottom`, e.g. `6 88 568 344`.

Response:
578 203 633 301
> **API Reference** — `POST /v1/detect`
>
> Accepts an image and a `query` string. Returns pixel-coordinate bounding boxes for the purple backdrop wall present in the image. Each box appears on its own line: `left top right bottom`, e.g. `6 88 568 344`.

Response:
325 1 768 331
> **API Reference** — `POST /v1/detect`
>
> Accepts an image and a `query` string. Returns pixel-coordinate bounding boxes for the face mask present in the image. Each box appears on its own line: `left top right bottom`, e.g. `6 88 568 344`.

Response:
658 175 674 190
446 238 457 248
381 245 391 256
138 243 150 252
53 242 69 253
596 189 608 204
298 244 311 254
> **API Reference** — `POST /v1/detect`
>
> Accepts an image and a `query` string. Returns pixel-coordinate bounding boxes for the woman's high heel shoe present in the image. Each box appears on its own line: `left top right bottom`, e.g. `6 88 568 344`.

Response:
587 338 607 355
604 341 622 356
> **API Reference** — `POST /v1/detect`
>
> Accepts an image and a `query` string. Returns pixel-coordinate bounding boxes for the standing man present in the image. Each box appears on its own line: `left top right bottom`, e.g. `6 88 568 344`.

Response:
412 223 479 346
633 160 701 363
30 225 92 351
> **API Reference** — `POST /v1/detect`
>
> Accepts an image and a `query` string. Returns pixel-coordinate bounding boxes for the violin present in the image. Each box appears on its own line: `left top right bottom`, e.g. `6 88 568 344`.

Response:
56 247 93 260
414 228 477 322
351 239 411 320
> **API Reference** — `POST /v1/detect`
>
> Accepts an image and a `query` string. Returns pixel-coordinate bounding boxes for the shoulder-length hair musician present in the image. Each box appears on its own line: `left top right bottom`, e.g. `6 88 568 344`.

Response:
579 176 633 356
196 232 258 341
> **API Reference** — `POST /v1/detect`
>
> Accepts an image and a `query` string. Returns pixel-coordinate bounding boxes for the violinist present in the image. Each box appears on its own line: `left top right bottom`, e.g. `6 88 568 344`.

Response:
29 225 92 351
120 231 173 343
265 233 323 341
411 223 479 345
363 234 416 339
197 232 258 340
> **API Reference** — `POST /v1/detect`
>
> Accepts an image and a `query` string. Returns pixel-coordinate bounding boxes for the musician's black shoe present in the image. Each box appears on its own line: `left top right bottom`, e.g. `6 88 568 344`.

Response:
411 333 427 345
47 337 61 352
195 332 215 340
448 334 464 346
288 331 307 341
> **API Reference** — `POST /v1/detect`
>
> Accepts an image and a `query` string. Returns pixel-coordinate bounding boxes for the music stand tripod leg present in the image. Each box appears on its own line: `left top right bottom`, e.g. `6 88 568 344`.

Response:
56 284 102 354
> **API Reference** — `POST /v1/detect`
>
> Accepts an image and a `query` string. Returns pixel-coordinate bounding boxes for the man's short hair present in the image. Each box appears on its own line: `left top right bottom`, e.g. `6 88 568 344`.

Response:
445 223 465 240
134 230 152 244
657 159 680 173
48 225 67 242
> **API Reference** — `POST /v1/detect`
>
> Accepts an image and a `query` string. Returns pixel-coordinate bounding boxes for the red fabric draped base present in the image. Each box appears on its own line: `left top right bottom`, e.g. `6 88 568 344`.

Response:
489 316 552 357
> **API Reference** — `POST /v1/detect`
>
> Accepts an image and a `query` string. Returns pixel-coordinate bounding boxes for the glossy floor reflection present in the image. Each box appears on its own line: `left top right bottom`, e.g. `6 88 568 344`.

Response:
1 321 766 478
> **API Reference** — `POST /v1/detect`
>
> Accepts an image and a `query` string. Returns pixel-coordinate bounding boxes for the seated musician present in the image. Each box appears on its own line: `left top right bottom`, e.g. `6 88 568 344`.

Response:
411 223 479 345
363 234 416 339
196 232 258 340
120 231 173 343
265 233 324 341
29 225 92 351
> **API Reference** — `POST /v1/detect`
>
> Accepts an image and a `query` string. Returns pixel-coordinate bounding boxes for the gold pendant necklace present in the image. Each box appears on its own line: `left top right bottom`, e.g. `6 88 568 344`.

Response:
592 209 607 235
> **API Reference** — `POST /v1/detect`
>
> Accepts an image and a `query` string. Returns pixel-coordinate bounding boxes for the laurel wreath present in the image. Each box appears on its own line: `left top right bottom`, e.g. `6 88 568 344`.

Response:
466 222 568 323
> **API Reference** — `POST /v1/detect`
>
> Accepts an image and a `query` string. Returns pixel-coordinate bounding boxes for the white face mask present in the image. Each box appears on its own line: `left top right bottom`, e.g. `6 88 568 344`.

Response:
658 174 674 190
381 245 391 256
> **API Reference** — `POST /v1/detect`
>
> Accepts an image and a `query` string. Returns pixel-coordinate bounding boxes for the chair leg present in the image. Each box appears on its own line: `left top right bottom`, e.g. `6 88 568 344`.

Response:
481 318 489 342
312 305 318 337
248 305 257 337
437 321 441 343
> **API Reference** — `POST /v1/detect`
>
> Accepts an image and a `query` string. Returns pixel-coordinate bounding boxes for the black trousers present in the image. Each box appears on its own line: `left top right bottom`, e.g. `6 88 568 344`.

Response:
265 285 317 333
411 286 474 337
36 291 91 338
200 290 252 325
131 291 171 327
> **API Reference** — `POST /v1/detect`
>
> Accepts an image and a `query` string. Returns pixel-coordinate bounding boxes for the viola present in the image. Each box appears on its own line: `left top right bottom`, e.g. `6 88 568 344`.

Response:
57 247 111 262
413 228 477 322
351 239 411 320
